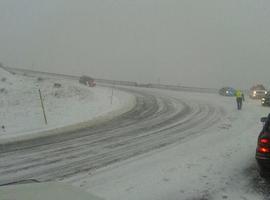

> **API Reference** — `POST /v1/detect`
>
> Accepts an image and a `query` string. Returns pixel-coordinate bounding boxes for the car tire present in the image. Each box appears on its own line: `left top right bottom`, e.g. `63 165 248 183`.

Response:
259 170 269 178
258 165 269 178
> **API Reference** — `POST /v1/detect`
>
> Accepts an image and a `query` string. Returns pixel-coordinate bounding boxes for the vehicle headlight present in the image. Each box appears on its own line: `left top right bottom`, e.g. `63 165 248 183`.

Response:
265 91 267 94
262 98 265 101
253 91 257 94
226 91 229 94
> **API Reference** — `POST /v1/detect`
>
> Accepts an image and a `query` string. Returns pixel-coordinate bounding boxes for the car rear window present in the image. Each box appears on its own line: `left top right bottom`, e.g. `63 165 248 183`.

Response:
252 85 266 90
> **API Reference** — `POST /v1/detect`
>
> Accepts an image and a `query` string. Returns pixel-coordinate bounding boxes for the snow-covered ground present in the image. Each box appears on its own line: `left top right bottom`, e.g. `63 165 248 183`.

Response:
1 68 269 199
66 90 270 200
0 68 135 141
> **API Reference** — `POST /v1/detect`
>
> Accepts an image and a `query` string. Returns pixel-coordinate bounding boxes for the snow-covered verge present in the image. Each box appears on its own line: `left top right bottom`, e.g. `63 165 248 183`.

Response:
0 68 135 142
67 90 269 200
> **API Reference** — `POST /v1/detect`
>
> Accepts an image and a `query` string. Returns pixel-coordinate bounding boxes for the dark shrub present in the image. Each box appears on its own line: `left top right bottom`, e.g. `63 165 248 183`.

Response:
54 83 62 88
0 88 7 94
37 77 44 81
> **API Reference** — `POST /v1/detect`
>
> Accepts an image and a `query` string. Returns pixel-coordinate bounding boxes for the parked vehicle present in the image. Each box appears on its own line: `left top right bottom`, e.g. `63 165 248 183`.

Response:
218 87 236 97
261 92 270 106
249 84 267 99
256 115 270 177
79 76 96 87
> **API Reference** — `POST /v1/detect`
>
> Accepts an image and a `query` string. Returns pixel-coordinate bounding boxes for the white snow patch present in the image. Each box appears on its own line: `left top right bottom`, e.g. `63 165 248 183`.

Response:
0 68 135 142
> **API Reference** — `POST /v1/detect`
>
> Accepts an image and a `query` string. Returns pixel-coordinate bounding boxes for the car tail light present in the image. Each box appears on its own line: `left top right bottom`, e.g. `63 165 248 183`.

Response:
260 138 270 144
257 136 270 153
258 147 270 153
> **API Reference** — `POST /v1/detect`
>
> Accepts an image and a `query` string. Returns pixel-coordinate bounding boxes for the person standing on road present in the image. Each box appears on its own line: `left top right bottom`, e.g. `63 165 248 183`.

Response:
235 89 245 110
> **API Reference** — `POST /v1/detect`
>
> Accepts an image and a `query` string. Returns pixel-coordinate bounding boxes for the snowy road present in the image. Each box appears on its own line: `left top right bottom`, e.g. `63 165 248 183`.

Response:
0 87 224 184
1 87 269 200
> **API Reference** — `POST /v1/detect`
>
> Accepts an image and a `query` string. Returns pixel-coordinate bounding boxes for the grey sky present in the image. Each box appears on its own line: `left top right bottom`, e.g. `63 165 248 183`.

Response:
0 0 270 88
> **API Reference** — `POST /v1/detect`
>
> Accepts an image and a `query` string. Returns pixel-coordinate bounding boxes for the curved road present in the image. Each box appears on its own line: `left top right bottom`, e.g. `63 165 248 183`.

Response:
0 87 226 185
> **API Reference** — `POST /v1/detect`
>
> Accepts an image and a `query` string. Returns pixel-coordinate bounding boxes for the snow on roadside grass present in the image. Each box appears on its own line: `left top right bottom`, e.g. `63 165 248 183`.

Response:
0 68 134 139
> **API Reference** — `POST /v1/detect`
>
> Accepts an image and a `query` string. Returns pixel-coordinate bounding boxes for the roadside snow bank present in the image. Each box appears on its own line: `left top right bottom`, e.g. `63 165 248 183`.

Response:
0 68 135 143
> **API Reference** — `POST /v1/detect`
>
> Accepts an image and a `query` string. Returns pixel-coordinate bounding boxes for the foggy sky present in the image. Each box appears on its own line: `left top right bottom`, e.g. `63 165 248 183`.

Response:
1 0 270 89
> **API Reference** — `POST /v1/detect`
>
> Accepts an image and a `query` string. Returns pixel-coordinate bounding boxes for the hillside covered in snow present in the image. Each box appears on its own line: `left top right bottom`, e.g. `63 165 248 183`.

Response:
0 67 134 139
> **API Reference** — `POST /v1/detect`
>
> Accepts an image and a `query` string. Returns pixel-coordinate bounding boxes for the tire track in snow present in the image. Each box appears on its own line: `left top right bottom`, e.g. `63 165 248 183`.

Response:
0 88 225 184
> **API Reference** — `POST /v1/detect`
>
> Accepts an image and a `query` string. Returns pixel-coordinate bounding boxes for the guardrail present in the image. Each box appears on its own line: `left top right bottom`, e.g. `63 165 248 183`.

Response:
142 83 218 93
2 66 219 94
1 66 78 80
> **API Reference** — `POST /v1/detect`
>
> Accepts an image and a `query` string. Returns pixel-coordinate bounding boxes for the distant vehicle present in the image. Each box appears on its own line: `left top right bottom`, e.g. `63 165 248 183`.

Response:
256 115 270 177
218 87 236 97
249 84 267 99
261 92 270 106
79 76 96 87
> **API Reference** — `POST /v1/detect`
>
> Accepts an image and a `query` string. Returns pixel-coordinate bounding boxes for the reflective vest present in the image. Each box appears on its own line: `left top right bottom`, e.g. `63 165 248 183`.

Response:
235 90 243 98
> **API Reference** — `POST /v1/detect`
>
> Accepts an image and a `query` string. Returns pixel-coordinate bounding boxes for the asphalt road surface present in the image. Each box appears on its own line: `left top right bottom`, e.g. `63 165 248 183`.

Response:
0 87 225 185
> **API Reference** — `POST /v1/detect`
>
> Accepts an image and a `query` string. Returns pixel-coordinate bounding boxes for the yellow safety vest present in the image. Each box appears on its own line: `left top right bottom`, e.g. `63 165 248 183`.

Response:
235 90 243 98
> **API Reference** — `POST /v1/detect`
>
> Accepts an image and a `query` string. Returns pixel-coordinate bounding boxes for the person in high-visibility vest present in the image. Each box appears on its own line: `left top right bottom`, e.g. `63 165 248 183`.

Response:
235 89 245 110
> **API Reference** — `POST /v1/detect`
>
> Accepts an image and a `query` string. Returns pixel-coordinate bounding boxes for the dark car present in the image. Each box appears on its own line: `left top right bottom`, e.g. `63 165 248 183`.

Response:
219 87 236 97
256 115 270 177
261 92 270 106
250 84 267 99
79 76 96 87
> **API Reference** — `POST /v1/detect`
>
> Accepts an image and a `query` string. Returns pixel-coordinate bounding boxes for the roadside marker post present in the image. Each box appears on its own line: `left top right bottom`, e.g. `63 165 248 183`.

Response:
111 86 114 105
39 89 48 125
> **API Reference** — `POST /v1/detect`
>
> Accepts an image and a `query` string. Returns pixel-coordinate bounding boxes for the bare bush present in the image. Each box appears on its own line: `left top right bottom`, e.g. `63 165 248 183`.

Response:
37 77 44 82
0 88 7 94
54 91 60 97
53 83 62 88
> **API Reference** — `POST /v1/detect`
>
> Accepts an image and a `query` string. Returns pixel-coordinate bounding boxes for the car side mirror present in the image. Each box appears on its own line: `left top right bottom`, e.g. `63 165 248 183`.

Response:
261 117 267 123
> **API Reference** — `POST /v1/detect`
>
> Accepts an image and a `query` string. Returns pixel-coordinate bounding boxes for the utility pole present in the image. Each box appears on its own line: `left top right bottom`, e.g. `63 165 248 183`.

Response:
39 89 48 125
